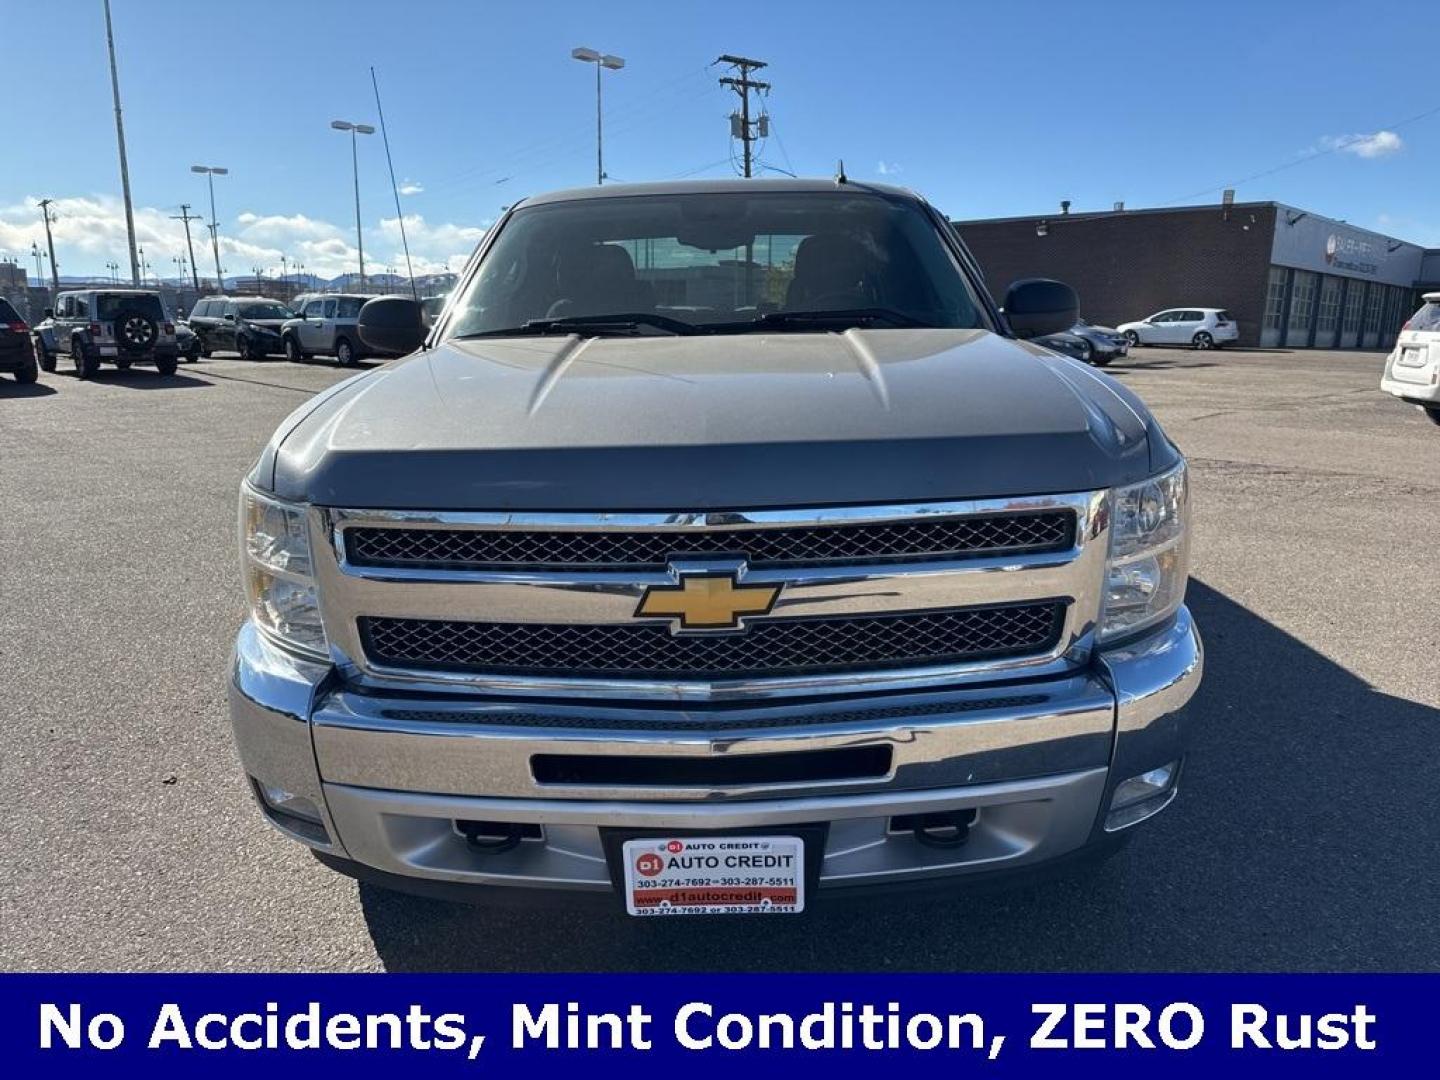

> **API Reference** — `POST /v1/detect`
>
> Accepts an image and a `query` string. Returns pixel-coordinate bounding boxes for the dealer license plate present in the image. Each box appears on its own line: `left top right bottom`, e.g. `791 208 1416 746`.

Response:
621 835 804 916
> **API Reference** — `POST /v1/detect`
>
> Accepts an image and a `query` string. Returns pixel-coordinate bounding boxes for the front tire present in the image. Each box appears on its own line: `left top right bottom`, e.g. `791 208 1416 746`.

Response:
155 354 179 377
1091 355 1114 368
1424 405 1440 427
335 337 355 367
34 338 56 373
284 335 306 363
1193 331 1214 350
1123 330 1140 347
199 336 213 359
237 334 257 361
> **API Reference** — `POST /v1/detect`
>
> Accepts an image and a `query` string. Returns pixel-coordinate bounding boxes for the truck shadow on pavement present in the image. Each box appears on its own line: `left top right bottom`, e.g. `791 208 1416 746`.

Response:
0 381 57 398
74 371 212 390
356 579 1440 972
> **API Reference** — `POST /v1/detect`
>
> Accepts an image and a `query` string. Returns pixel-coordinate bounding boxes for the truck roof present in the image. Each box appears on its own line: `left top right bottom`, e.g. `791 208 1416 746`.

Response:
518 176 917 208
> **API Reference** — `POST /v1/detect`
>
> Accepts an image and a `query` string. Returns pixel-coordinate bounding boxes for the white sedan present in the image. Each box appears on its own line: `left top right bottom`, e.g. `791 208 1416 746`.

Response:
1117 308 1239 350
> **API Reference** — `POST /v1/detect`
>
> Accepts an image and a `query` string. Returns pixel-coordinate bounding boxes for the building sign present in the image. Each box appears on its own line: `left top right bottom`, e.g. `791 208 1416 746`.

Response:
1271 206 1421 287
1323 233 1379 276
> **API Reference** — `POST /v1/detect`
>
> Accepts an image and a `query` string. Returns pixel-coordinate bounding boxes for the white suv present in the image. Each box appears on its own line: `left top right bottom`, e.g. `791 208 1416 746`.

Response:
1117 308 1239 350
1380 292 1440 427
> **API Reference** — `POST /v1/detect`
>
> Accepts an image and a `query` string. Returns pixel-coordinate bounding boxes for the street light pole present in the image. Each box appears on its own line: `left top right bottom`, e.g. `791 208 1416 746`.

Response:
571 47 625 185
331 120 374 290
191 165 228 292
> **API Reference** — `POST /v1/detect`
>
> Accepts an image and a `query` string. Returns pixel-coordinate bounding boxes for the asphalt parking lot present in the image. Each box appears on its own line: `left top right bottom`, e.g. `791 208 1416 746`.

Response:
2 344 1437 972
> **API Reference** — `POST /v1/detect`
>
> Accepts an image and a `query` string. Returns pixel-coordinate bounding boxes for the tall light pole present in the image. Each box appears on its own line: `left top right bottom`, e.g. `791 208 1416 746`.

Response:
571 47 625 185
191 165 228 292
331 120 374 290
102 0 140 285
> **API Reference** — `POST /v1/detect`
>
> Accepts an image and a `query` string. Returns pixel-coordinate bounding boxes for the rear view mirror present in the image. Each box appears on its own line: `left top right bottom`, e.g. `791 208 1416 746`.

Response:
358 297 425 355
1002 279 1079 340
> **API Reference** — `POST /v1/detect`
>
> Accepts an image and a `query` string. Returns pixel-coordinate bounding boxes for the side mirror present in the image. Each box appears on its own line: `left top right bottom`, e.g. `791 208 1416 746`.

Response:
1002 278 1078 340
358 296 425 355
43 307 54 319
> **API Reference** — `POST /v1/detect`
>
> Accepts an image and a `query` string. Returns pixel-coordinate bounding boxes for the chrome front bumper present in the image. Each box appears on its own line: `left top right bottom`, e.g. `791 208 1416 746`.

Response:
228 607 1202 897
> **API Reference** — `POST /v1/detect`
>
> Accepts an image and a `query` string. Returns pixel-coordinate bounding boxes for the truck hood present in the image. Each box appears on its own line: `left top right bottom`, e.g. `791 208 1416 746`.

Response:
262 328 1167 510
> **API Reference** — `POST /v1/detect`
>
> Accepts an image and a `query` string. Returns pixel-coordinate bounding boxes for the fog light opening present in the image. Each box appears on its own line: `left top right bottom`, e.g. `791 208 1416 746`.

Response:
251 778 329 844
1105 761 1180 832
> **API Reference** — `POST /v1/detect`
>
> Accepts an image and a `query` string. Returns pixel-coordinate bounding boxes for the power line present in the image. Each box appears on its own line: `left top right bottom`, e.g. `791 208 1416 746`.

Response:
765 114 796 177
420 64 718 196
717 55 770 178
1166 101 1440 204
668 157 734 180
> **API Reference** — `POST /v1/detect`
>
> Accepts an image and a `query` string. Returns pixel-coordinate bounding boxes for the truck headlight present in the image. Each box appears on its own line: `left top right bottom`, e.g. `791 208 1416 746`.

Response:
239 483 328 659
1099 461 1189 642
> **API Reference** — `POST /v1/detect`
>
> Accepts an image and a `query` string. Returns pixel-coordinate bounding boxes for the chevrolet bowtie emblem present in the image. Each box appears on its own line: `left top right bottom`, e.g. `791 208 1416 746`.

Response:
636 571 781 632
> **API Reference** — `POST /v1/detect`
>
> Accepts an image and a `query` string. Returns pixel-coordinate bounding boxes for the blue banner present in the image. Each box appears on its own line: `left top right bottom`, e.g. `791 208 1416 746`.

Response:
0 974 1422 1076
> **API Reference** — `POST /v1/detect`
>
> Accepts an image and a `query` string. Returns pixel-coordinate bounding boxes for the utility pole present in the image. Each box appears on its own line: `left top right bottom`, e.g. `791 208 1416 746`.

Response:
171 204 203 292
718 55 770 178
102 0 140 285
38 198 60 299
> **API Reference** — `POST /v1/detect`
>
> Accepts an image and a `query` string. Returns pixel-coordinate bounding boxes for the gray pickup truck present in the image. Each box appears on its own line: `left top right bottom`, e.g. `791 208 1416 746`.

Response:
230 179 1200 915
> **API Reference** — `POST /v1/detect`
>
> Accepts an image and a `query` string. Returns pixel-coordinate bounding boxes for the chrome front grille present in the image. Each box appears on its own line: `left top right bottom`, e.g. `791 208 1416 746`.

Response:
344 510 1075 571
360 602 1065 679
314 492 1108 702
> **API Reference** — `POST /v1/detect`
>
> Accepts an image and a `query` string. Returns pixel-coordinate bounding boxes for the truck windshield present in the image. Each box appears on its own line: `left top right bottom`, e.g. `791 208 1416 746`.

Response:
445 190 986 338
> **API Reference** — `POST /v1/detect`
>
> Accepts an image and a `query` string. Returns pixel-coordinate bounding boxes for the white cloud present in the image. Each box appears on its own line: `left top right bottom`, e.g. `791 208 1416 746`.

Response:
876 160 902 176
235 211 344 244
1320 130 1403 159
398 180 424 196
0 194 487 281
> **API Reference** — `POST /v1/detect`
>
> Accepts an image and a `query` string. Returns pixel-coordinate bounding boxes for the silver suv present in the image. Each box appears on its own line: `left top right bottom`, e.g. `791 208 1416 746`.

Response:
48 289 180 377
280 293 375 366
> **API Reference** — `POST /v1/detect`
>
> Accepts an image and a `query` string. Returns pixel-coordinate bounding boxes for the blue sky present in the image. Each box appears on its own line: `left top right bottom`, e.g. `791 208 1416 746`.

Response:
3 0 1436 280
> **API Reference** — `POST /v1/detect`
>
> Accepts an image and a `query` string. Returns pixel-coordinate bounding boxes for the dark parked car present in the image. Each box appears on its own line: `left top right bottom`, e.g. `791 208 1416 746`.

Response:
0 297 39 384
175 320 202 363
1037 320 1129 367
187 296 293 359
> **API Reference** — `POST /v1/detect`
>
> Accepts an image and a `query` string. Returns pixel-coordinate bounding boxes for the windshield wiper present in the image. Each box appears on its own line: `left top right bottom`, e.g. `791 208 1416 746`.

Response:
731 308 936 332
456 312 702 339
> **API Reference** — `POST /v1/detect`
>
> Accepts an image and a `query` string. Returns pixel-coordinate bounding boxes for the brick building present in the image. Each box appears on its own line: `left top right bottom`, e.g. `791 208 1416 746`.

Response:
954 201 1431 350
